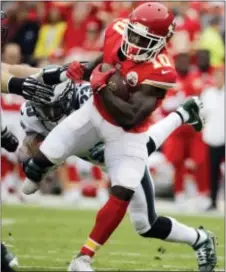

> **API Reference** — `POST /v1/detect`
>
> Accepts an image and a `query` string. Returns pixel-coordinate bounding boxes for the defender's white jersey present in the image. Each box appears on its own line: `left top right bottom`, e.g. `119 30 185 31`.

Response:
20 80 99 167
20 80 92 137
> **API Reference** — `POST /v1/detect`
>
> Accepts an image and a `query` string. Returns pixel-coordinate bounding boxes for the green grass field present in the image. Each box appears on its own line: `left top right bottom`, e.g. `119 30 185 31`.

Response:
2 204 225 271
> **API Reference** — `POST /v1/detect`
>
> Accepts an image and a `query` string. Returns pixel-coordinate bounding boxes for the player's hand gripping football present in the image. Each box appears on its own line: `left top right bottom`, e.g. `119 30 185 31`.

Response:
90 63 116 93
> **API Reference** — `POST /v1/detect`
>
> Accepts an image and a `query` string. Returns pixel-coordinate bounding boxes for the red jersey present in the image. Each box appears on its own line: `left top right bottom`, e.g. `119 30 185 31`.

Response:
94 18 177 133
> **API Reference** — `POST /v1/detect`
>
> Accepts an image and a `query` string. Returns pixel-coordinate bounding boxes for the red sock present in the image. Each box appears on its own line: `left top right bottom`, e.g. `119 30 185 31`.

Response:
80 194 129 257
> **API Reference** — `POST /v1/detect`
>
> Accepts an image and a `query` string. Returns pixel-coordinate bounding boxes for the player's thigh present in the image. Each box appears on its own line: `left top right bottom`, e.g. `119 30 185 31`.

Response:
105 132 148 191
128 167 157 234
40 99 100 164
106 156 146 190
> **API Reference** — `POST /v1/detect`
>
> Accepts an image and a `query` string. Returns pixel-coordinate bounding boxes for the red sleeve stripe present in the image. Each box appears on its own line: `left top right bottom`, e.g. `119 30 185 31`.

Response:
141 79 176 90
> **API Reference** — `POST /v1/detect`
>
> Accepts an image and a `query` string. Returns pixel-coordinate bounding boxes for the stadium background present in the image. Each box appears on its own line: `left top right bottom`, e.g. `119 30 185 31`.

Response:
1 1 225 212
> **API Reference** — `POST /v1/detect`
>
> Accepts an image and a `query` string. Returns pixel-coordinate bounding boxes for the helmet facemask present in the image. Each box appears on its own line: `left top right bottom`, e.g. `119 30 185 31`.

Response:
121 21 166 62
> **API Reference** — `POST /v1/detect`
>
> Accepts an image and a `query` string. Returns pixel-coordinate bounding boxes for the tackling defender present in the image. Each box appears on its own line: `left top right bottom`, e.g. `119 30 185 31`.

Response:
21 3 216 272
1 10 71 272
1 10 58 272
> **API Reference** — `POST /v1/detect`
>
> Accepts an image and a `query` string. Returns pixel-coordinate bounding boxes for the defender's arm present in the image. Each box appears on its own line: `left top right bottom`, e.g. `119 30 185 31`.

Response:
2 62 41 78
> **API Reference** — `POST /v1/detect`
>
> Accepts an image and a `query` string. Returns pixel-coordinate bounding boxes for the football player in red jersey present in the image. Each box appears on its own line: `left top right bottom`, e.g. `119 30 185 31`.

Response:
21 3 216 271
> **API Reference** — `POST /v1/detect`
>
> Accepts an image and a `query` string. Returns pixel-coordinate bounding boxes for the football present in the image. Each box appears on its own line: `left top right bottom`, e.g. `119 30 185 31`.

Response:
101 63 130 101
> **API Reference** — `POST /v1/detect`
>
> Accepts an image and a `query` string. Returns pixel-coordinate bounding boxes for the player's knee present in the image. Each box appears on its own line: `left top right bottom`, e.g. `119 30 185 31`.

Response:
111 185 134 201
140 216 172 239
39 139 67 165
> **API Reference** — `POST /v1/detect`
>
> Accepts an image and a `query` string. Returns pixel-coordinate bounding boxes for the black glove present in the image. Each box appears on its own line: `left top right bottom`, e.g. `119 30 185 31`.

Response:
89 142 105 164
42 64 68 85
8 77 54 104
1 127 19 152
23 158 49 183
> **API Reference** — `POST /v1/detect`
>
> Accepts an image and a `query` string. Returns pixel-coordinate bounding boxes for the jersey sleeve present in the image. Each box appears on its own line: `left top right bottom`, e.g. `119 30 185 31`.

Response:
20 102 47 136
142 67 177 90
141 52 177 90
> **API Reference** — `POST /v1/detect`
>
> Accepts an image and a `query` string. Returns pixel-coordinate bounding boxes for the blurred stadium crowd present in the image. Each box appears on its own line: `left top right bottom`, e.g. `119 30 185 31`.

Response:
1 1 225 210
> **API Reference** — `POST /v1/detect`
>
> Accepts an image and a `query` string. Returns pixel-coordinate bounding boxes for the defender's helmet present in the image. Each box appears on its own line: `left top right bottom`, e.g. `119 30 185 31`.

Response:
121 2 176 62
31 80 74 123
1 11 8 45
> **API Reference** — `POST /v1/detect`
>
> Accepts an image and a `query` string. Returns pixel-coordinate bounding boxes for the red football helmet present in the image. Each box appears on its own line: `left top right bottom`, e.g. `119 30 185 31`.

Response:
121 2 175 62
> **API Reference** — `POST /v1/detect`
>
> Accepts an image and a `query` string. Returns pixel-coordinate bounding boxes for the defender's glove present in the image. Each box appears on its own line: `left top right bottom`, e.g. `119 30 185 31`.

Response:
42 64 69 85
1 127 19 152
23 158 50 183
66 61 86 81
8 77 54 104
31 64 68 86
33 62 88 85
89 142 105 164
90 64 116 93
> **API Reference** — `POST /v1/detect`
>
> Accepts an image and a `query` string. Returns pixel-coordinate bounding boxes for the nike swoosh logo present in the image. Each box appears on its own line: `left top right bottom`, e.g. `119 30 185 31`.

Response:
162 70 171 75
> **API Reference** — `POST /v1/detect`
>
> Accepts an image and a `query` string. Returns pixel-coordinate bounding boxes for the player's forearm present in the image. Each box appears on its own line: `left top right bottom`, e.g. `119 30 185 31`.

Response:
1 71 13 93
83 54 103 81
126 95 157 130
100 87 157 130
99 87 136 128
2 62 41 78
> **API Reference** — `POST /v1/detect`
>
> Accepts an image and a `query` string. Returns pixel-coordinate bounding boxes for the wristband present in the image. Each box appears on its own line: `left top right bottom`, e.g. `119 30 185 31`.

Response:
7 77 24 95
42 69 61 85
